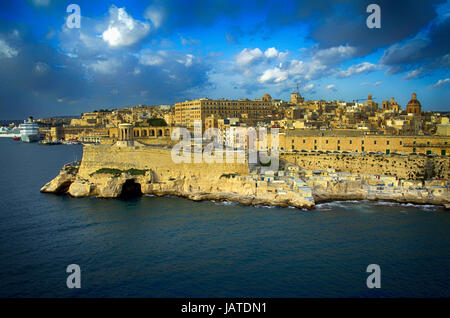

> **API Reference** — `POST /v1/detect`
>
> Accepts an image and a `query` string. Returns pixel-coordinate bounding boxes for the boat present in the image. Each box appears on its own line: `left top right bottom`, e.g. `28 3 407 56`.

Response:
38 140 62 146
0 126 21 138
19 117 40 143
65 139 80 145
12 137 20 141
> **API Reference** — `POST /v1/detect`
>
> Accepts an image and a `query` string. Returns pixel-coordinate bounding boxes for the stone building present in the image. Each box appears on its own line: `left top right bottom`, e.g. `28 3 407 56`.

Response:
174 95 273 129
382 97 401 113
278 129 449 156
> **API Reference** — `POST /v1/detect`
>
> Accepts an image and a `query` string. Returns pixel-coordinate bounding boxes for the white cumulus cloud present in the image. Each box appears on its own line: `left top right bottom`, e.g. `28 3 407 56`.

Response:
258 67 288 83
138 50 164 66
263 47 278 58
236 48 263 67
313 45 357 65
336 62 378 78
88 58 120 74
177 54 195 67
144 5 165 29
264 47 288 59
102 6 150 47
0 39 18 58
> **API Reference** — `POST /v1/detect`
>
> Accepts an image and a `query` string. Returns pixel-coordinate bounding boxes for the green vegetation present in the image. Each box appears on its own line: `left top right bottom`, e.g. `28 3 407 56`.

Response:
90 168 123 177
89 168 148 177
125 168 147 176
147 118 167 127
220 173 238 179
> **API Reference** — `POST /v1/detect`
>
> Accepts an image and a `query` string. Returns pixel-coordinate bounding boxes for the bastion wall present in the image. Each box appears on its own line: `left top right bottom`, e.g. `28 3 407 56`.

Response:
78 145 250 179
281 153 449 180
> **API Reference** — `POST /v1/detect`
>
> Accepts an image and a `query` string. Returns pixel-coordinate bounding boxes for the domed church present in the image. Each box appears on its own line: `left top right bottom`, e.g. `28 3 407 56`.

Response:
406 93 422 115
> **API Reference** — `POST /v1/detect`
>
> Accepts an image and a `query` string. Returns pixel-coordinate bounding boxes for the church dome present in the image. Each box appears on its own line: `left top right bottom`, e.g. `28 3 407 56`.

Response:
262 93 272 101
407 93 421 108
406 92 421 115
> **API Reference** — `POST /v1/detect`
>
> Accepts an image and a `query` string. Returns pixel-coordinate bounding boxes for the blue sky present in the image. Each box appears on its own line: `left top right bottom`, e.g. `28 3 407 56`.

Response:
0 0 449 118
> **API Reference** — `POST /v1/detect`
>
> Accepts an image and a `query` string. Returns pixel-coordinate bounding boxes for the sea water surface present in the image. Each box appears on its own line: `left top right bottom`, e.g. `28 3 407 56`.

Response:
0 138 449 297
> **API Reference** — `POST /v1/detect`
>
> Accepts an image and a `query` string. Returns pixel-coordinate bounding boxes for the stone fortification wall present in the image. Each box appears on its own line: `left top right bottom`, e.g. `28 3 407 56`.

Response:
78 144 250 180
281 153 449 180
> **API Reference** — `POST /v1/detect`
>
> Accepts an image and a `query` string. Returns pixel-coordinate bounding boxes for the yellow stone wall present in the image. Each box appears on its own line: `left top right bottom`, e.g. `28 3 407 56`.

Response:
279 133 450 155
78 145 250 180
282 153 449 180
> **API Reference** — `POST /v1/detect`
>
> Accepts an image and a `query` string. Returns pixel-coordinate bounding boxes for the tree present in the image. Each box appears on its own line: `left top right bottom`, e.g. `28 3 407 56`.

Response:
147 118 167 127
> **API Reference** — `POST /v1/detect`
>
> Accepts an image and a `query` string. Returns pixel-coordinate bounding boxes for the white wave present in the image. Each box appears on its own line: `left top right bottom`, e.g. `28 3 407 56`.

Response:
315 201 353 209
255 205 276 209
214 200 238 206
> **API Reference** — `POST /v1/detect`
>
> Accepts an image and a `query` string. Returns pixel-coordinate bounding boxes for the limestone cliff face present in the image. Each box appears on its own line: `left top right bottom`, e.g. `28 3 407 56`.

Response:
40 164 78 194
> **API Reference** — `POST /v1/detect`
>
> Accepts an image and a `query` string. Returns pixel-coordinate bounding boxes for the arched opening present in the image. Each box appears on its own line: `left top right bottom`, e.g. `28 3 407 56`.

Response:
119 179 142 199
157 129 163 137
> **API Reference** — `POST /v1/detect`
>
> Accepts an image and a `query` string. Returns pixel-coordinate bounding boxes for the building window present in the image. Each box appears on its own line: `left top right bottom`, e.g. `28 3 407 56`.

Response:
326 140 328 144
303 139 306 143
387 140 390 145
400 141 402 145
314 145 317 150
374 141 377 145
338 146 341 151
362 140 364 144
427 141 430 145
350 140 352 144
338 140 340 144
314 140 317 144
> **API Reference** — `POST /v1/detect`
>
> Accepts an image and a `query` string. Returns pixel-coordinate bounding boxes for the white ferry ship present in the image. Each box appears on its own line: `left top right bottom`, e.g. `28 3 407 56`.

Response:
19 117 40 143
0 126 21 138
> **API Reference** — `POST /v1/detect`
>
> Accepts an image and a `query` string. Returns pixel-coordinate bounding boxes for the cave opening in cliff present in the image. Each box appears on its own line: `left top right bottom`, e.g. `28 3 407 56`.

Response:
55 181 72 194
119 179 142 199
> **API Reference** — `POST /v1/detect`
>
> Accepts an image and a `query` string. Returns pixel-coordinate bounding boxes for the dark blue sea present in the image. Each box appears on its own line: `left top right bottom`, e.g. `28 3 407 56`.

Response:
0 138 448 297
